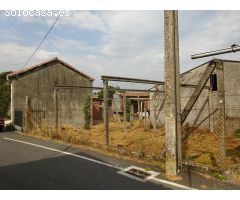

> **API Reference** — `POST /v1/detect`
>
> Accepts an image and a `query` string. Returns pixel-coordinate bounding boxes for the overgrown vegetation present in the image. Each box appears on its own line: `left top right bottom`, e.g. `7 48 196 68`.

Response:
97 85 120 105
4 123 15 131
83 95 91 129
0 72 11 117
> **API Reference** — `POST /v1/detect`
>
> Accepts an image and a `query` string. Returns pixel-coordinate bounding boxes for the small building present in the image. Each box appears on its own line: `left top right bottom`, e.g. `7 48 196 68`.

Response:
7 57 94 130
92 95 103 122
112 91 150 115
150 59 240 133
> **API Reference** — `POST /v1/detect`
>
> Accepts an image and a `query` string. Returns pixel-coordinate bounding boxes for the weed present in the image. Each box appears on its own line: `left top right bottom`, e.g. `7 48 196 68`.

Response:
214 173 227 181
139 151 145 158
49 131 58 139
145 167 152 171
188 154 199 160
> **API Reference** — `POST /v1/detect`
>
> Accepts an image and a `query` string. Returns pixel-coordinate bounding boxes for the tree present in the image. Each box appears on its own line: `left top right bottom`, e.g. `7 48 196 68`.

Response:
97 85 120 106
0 72 11 117
97 85 120 99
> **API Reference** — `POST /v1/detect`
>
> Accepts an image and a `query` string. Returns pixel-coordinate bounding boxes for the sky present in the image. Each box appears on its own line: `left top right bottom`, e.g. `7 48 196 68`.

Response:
0 10 240 88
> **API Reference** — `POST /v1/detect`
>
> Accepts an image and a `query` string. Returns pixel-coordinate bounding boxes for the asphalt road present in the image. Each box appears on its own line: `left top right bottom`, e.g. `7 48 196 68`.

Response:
0 131 169 190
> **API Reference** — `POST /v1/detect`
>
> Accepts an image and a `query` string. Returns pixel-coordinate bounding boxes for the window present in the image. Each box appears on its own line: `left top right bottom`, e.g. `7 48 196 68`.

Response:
210 74 217 91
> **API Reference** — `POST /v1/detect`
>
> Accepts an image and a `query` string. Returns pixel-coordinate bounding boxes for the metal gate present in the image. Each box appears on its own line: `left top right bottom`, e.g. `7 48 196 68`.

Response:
31 109 46 127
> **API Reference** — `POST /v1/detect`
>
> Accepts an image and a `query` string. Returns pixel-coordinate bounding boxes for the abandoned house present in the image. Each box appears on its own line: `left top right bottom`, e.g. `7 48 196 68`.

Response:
112 91 150 116
150 59 240 134
7 57 94 130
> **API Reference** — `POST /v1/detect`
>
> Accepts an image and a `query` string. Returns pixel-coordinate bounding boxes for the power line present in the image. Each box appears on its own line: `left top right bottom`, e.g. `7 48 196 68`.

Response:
22 15 60 69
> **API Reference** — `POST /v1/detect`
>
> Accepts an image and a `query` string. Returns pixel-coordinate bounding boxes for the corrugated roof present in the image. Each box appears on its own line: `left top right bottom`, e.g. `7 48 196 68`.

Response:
7 57 94 81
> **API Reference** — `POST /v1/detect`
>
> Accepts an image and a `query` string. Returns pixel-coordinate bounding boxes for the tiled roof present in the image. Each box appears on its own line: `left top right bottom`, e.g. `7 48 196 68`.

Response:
7 57 94 81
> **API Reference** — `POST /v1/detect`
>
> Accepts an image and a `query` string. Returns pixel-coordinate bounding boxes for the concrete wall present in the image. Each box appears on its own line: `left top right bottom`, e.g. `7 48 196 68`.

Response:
180 62 213 129
223 61 240 133
224 61 240 116
150 61 227 130
11 60 92 127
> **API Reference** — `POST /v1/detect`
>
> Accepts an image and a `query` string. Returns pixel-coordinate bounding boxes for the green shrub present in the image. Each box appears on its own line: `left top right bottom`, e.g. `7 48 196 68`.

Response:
214 173 227 181
0 72 11 117
5 123 15 131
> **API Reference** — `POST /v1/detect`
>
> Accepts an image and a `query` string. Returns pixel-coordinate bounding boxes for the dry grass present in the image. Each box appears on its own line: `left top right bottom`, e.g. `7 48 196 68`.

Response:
26 120 240 170
184 129 240 169
29 120 166 156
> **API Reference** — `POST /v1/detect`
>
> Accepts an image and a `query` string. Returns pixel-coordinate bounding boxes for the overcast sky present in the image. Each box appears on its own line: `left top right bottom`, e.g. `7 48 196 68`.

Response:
0 10 240 87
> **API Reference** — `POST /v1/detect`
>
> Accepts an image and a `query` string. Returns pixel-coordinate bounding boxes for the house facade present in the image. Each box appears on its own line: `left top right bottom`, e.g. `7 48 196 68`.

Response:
7 57 94 130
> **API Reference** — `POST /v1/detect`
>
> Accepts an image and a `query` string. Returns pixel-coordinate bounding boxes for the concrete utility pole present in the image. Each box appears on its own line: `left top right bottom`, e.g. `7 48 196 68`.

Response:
103 80 109 145
164 10 182 175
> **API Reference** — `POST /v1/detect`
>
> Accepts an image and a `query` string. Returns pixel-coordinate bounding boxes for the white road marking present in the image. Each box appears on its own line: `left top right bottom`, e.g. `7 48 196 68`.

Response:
3 136 196 190
3 137 121 170
151 177 196 190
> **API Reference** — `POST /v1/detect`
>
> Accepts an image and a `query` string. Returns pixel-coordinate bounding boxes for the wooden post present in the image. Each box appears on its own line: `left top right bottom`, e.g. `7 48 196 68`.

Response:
144 106 147 131
54 88 58 136
123 92 127 133
103 80 109 145
164 10 181 175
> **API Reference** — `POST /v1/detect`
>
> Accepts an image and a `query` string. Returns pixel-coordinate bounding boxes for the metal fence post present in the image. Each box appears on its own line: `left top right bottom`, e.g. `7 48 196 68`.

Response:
24 95 32 131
